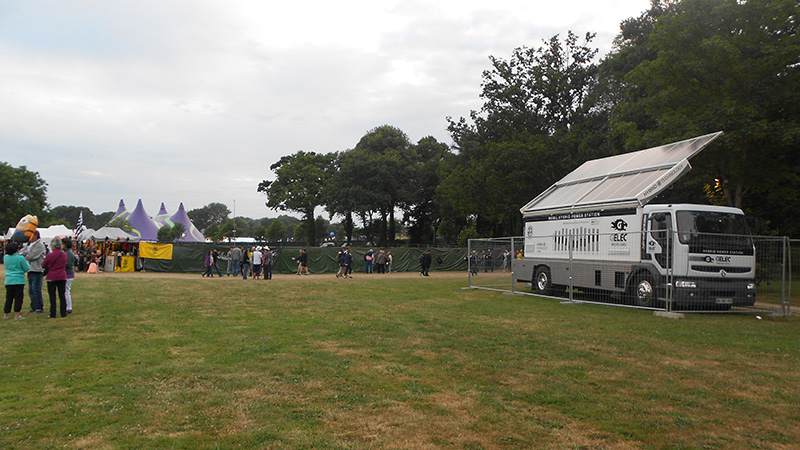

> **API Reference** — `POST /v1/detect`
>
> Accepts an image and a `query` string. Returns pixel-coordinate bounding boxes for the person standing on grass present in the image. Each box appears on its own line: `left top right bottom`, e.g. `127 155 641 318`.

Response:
252 247 263 280
419 250 432 277
241 247 251 280
4 241 29 320
42 238 68 318
336 248 346 278
296 248 309 275
211 249 223 277
386 250 393 274
20 231 45 313
202 250 214 277
263 247 273 280
63 238 76 314
364 249 374 274
375 249 386 274
229 246 242 277
343 247 353 278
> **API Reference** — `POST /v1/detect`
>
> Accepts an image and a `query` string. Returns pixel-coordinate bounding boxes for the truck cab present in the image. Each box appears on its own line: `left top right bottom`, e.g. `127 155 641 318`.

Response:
641 203 756 307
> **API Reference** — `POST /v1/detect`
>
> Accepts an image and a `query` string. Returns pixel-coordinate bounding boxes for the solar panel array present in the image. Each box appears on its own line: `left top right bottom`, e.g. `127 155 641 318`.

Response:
521 132 723 215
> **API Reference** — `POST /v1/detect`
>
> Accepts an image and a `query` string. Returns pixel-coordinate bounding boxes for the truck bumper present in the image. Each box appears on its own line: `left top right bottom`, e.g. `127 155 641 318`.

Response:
672 278 756 307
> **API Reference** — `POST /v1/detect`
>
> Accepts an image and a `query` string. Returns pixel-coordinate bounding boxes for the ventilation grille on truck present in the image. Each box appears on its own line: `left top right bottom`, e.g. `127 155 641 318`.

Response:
691 265 751 273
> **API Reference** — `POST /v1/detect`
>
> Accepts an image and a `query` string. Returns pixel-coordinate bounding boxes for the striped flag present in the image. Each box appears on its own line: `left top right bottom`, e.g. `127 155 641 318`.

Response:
74 211 85 237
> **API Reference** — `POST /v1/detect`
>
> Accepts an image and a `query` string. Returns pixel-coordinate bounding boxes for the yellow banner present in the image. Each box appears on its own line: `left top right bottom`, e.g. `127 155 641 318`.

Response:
115 256 135 272
139 242 174 260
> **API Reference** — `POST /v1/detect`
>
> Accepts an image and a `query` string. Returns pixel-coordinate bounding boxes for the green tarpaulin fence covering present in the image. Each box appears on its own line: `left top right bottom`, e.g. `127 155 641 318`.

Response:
142 244 469 274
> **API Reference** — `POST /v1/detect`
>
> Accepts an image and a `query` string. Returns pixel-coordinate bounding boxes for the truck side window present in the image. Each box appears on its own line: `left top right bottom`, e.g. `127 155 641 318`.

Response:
650 212 672 268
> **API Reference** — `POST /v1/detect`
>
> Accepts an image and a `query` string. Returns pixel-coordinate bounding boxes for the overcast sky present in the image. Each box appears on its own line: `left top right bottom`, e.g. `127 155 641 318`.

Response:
0 0 649 219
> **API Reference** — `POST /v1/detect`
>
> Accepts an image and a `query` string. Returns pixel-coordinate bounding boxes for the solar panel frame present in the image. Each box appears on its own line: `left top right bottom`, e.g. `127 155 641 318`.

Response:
521 132 723 216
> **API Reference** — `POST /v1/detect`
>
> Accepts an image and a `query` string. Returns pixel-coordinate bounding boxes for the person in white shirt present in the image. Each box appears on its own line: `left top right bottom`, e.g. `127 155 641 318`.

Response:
252 247 263 280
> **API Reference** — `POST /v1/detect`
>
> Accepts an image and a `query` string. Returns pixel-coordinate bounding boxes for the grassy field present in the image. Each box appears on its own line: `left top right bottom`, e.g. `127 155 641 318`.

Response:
0 271 798 449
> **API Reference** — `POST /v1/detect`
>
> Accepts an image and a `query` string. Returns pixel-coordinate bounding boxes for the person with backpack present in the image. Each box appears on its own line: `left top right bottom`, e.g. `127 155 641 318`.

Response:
364 249 374 274
4 241 29 320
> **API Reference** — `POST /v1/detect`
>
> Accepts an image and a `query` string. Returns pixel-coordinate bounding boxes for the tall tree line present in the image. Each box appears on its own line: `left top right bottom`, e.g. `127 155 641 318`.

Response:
260 0 799 242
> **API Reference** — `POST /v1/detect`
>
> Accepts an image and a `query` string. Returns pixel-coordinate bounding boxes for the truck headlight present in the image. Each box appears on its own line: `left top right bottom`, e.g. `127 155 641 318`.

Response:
747 282 755 290
675 280 697 288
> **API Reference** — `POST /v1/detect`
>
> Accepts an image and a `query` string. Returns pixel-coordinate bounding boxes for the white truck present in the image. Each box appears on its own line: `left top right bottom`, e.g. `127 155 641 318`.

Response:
512 132 757 309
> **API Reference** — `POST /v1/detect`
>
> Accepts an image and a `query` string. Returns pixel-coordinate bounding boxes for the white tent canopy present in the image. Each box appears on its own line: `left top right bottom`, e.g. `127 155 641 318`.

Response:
3 225 73 241
521 132 723 217
79 227 139 241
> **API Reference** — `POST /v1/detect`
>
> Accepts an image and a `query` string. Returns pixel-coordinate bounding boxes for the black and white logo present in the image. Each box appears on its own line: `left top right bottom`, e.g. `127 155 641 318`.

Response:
704 256 714 263
610 219 628 232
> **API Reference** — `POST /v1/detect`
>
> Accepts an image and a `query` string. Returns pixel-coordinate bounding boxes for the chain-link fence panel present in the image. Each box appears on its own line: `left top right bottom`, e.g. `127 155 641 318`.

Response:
467 237 516 292
471 232 791 317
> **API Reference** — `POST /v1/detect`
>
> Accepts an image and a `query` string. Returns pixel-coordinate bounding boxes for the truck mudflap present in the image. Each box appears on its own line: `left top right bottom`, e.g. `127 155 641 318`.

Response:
671 278 756 308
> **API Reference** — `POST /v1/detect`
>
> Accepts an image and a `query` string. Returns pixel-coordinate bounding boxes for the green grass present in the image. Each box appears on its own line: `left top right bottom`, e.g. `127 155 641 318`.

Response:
0 273 798 449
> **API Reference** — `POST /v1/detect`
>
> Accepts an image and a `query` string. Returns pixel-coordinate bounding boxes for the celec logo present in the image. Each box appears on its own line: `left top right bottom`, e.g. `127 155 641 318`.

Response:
704 255 732 264
610 218 628 243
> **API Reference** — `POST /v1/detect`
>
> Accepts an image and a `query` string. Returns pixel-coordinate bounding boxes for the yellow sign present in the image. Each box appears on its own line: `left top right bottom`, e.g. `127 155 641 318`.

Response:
115 256 135 272
139 242 174 260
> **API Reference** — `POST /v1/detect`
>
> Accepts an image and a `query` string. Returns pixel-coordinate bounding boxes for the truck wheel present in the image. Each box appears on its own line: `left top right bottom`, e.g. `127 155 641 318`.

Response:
533 267 552 295
631 274 656 307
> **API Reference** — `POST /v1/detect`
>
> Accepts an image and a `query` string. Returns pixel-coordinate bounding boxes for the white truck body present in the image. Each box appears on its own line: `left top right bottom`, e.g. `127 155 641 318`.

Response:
512 133 756 307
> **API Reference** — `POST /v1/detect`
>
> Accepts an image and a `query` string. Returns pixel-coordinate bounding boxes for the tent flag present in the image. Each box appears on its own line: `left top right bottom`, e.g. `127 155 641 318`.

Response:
139 242 174 260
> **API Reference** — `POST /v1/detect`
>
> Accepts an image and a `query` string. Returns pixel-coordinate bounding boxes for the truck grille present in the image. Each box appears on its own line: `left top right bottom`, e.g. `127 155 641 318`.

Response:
691 265 751 273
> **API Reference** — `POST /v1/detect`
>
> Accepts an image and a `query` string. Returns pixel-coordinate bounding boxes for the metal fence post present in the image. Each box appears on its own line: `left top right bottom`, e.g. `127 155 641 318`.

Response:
666 230 673 312
510 237 515 294
782 236 788 317
568 232 574 302
468 238 472 288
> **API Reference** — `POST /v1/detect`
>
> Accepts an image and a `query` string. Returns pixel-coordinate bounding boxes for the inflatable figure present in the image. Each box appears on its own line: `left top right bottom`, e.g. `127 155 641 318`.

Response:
11 215 39 242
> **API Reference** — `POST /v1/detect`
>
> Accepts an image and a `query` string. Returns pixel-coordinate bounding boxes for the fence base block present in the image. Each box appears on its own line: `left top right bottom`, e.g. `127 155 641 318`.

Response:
654 311 685 319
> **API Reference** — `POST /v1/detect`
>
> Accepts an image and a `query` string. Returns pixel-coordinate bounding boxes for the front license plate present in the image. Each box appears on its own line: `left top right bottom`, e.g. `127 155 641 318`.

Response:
715 298 733 305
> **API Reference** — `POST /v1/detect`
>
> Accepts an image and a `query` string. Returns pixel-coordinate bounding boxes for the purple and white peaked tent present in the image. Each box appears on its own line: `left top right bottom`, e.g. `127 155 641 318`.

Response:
169 203 205 242
154 202 173 229
127 199 160 241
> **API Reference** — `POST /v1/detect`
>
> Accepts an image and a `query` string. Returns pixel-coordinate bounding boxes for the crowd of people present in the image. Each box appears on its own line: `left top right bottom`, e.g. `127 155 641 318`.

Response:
202 246 277 280
3 231 77 320
468 249 513 276
198 245 439 279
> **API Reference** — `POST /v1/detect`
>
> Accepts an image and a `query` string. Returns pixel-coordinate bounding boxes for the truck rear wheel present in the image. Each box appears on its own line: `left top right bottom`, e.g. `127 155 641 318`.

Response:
533 267 552 295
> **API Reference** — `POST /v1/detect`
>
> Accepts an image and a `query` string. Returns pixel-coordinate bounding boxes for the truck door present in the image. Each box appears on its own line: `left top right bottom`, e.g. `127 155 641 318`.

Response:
647 212 673 272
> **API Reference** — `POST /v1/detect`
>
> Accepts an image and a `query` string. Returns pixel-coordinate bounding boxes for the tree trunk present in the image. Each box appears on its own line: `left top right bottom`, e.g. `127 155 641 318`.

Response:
733 183 744 209
305 209 316 246
379 210 387 245
345 211 353 244
388 207 396 243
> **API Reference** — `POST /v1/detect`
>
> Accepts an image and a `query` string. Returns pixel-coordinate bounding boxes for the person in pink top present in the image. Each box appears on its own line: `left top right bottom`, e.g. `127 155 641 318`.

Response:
41 238 68 318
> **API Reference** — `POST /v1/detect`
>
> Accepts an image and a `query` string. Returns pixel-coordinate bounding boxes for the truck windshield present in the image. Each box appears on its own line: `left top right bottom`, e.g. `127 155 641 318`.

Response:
676 211 753 254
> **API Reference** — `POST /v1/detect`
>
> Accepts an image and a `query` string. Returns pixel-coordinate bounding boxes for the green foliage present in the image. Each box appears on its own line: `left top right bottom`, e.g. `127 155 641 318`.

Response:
457 223 479 247
45 205 115 229
442 31 604 237
0 162 48 228
108 216 134 233
157 223 185 243
606 0 800 235
187 203 231 232
258 151 334 246
265 219 286 242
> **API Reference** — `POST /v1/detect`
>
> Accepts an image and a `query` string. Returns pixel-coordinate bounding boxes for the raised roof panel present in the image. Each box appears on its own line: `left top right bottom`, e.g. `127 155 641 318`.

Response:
521 132 722 215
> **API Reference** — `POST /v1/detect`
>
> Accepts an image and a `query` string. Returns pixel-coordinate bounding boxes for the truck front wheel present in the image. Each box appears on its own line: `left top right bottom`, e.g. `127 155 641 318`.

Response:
533 267 552 295
631 274 656 307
